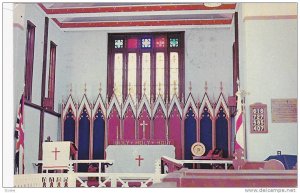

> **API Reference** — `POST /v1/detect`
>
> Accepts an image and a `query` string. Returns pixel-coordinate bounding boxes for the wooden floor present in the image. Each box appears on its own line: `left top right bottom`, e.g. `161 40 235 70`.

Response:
161 168 297 187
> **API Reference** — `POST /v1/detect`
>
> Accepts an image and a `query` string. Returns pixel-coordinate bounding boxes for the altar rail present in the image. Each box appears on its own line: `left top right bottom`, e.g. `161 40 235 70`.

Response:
14 173 166 188
161 156 233 173
34 159 114 173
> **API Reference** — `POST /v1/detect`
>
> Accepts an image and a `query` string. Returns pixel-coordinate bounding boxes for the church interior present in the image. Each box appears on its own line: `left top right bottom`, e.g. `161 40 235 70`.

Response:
6 2 298 188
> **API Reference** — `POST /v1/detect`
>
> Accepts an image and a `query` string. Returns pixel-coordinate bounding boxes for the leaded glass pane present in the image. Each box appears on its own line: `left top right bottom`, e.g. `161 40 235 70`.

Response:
141 38 152 48
170 52 179 96
155 37 166 48
127 38 138 49
114 53 123 102
128 53 137 101
115 39 124 48
156 52 165 99
170 38 179 48
142 52 151 99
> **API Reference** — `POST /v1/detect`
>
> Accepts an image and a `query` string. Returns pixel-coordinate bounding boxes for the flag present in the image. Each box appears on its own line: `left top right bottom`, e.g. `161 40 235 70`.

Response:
234 85 245 152
15 94 25 174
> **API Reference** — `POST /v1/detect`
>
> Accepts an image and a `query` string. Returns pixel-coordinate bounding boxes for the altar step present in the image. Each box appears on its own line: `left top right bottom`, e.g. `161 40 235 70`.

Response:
162 168 297 187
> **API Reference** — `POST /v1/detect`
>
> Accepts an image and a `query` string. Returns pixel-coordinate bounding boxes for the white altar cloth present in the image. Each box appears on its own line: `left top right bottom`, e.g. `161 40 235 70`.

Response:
105 145 175 173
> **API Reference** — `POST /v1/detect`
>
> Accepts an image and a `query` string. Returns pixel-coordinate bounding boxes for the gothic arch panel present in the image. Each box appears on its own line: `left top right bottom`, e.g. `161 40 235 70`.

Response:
216 106 229 158
200 106 213 155
123 105 136 140
169 105 182 159
78 107 91 172
93 107 105 159
63 108 76 143
153 105 166 140
184 107 197 161
107 105 120 145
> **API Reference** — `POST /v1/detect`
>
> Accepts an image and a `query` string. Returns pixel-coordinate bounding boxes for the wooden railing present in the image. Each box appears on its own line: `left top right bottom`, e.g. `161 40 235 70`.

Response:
15 159 165 187
14 172 166 188
161 156 233 173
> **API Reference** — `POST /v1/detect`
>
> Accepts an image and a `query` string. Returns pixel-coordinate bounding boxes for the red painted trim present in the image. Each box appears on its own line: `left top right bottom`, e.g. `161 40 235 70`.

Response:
38 3 48 13
52 18 62 28
39 3 236 14
58 19 232 28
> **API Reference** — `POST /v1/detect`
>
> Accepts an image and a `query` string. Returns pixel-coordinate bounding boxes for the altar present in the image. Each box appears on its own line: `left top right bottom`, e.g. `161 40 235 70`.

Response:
105 145 175 173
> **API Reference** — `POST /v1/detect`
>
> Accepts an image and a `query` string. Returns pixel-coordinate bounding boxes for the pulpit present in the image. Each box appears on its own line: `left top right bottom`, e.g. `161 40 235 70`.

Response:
42 141 77 172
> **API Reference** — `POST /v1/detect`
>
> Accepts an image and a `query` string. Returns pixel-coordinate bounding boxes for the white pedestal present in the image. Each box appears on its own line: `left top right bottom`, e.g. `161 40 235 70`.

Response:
105 145 175 173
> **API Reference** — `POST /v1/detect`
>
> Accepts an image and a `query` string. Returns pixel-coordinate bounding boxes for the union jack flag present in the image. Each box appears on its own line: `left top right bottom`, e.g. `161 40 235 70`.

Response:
15 94 25 174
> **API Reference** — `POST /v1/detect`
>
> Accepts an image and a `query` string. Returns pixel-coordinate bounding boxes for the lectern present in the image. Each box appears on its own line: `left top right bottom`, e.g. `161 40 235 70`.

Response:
42 141 77 172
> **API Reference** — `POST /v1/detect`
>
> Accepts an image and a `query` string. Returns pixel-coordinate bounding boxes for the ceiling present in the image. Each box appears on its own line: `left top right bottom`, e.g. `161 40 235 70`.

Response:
38 3 237 30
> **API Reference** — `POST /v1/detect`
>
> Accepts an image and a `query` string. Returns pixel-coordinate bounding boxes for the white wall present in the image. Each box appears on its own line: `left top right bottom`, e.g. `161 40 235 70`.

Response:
58 31 108 103
13 4 64 173
239 3 297 161
185 28 234 101
44 113 61 142
13 4 26 117
23 106 40 174
14 3 64 111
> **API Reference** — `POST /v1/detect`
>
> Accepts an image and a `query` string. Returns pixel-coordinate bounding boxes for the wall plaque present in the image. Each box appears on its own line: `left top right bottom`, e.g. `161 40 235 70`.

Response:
271 99 297 123
250 103 268 133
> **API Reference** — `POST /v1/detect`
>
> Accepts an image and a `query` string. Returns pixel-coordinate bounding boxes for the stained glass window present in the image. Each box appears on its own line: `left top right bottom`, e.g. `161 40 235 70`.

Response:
155 37 166 48
142 53 151 99
170 52 179 97
115 39 124 48
141 38 152 48
127 53 137 100
127 38 138 49
170 38 179 48
108 32 184 101
114 53 123 102
156 52 165 99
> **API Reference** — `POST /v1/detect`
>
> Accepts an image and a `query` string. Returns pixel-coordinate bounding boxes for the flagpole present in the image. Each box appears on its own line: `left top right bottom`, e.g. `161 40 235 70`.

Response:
241 90 248 160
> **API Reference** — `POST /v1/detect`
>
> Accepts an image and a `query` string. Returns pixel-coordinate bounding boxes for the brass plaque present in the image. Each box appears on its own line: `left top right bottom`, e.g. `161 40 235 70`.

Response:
271 99 297 123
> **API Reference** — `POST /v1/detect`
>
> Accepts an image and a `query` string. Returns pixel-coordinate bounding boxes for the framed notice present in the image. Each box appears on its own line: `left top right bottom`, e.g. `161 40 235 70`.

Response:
271 99 297 123
250 103 268 133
